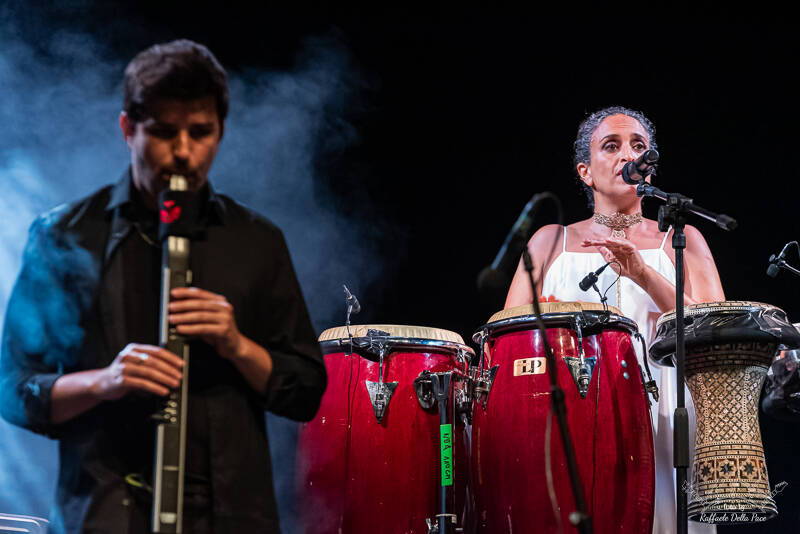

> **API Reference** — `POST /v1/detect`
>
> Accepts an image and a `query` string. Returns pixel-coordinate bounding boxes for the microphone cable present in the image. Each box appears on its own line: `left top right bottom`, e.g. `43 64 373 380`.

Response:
600 261 623 314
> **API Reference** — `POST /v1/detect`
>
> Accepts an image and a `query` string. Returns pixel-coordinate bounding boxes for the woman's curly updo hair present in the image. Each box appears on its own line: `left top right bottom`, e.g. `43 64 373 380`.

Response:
573 106 657 209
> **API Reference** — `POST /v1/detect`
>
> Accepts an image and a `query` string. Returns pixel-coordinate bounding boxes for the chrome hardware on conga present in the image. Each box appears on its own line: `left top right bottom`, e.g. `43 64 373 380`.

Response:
296 324 474 534
471 302 655 533
356 328 397 422
471 329 498 408
651 301 800 523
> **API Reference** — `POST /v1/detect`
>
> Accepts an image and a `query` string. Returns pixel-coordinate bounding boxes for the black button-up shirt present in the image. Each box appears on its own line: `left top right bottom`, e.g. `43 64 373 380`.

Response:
0 171 326 533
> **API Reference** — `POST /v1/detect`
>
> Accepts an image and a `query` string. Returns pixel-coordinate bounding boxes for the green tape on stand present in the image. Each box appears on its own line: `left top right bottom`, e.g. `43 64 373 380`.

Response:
440 424 453 486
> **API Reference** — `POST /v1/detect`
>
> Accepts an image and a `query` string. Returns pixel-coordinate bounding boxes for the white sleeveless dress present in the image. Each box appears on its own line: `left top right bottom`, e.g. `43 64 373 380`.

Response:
541 226 715 534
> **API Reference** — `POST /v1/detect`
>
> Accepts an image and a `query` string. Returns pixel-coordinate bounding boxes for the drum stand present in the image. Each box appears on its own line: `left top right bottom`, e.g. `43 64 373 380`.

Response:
634 180 737 534
415 369 471 534
521 248 593 534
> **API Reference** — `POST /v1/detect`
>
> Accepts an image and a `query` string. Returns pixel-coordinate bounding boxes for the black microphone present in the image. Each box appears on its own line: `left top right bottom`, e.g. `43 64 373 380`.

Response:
767 241 800 279
477 193 544 294
621 149 660 185
579 261 611 292
767 263 781 278
343 285 361 314
767 242 796 278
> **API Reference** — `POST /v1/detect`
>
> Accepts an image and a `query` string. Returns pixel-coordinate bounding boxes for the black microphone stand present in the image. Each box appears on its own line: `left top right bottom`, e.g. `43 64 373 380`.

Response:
521 223 593 532
769 242 800 278
633 180 736 534
773 262 800 277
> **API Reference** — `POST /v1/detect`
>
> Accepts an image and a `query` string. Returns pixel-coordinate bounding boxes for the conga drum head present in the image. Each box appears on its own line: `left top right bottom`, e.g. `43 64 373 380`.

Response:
471 303 655 533
479 302 635 338
297 324 473 534
319 324 471 364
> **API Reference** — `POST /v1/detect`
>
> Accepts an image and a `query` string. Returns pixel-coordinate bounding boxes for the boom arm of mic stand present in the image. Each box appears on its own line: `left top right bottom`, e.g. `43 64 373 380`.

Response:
775 260 800 278
636 183 738 231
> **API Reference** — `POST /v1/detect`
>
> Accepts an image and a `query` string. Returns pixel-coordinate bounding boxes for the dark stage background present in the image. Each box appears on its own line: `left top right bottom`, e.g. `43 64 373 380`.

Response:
1 4 798 533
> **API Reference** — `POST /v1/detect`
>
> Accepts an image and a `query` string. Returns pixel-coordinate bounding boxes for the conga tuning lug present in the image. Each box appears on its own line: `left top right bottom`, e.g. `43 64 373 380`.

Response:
453 375 473 424
365 380 398 423
563 357 597 399
414 371 436 410
473 365 499 408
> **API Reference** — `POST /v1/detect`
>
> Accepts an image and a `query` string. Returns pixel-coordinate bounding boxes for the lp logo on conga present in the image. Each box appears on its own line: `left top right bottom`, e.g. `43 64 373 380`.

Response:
513 357 546 376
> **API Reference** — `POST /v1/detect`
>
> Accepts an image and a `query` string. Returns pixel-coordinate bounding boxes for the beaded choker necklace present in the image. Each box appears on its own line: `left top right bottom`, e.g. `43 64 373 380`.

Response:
592 212 642 239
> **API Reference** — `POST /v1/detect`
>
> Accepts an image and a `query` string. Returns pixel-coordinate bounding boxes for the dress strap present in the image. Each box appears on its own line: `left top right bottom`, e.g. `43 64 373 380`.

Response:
659 226 673 250
562 225 568 252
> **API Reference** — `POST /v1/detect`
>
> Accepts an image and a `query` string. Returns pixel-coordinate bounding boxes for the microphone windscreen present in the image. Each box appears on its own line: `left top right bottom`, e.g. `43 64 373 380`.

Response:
578 273 595 292
643 149 660 165
716 214 738 231
767 264 780 278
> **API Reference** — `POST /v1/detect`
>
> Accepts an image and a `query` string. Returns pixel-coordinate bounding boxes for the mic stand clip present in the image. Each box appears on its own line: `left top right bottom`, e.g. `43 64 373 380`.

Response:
771 259 800 278
588 283 607 307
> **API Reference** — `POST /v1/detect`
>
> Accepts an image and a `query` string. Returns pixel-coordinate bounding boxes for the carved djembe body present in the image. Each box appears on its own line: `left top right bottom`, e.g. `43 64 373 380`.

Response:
684 340 776 519
651 301 800 524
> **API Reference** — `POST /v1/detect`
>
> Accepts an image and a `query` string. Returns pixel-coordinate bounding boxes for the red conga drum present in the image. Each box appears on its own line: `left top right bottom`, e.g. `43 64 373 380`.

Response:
296 325 474 534
471 303 655 533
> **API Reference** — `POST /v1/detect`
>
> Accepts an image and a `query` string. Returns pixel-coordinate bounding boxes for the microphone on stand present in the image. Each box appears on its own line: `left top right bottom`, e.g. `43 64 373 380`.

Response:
767 241 800 278
343 285 361 317
343 285 361 353
578 261 611 292
621 149 660 185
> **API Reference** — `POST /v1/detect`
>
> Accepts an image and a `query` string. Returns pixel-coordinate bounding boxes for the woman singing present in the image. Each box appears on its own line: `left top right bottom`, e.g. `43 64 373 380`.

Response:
505 106 724 534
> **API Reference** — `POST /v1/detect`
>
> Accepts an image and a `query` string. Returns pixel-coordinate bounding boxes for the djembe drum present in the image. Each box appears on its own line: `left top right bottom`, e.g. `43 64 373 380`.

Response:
650 301 800 523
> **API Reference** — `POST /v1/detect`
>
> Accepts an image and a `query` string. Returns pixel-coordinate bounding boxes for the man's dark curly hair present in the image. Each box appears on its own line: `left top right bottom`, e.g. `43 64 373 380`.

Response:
123 39 228 125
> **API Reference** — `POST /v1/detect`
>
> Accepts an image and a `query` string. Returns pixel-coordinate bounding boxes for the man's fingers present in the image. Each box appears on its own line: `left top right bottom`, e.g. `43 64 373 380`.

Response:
126 345 184 369
120 376 171 397
121 351 149 364
174 323 225 336
168 299 231 312
170 287 220 300
169 311 227 325
125 351 183 380
121 362 181 389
